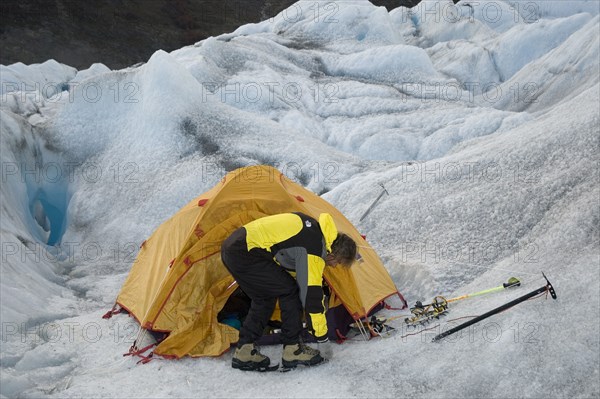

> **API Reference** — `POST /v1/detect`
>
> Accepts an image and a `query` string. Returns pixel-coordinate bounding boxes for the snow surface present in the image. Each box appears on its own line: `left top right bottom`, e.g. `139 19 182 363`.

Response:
1 0 599 398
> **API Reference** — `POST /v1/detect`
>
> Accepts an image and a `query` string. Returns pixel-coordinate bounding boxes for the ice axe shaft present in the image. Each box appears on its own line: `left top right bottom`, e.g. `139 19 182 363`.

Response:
360 183 388 222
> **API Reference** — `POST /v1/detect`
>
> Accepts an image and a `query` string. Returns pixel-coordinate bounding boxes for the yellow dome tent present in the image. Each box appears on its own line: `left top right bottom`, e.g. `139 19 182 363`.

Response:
108 165 406 359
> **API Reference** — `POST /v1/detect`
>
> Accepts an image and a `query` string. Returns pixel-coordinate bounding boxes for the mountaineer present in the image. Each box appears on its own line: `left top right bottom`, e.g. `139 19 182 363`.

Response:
221 212 357 371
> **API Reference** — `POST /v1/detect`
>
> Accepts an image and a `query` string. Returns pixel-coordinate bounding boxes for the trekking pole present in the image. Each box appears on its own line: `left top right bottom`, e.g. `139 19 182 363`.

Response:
432 273 557 342
385 277 522 323
446 277 521 304
359 183 388 222
410 277 521 311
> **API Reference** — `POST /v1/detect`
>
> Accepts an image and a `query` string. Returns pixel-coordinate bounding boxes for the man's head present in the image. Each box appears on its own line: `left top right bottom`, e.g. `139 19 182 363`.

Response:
326 233 357 267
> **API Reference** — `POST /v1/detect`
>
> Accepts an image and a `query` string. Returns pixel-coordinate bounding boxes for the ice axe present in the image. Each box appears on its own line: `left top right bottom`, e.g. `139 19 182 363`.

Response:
360 183 389 222
432 273 557 342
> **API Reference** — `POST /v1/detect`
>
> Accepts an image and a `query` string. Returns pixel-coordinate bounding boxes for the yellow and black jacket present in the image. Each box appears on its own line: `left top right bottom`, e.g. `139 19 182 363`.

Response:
243 212 338 339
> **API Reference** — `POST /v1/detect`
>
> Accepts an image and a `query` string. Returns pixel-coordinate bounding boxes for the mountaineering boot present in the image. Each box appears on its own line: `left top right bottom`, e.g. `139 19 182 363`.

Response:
232 343 271 371
282 343 324 368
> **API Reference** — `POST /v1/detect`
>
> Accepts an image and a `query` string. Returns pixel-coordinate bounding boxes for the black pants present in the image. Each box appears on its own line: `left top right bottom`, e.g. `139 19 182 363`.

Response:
221 228 303 346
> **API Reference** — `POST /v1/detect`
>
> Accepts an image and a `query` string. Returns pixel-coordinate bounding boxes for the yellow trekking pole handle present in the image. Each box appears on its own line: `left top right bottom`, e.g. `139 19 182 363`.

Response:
446 277 521 303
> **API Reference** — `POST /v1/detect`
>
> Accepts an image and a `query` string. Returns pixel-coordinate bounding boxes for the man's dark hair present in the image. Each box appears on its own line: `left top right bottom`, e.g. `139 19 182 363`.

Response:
331 233 357 267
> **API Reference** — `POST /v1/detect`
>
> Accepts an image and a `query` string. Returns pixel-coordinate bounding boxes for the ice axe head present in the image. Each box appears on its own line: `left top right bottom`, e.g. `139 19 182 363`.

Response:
542 272 557 299
378 183 389 195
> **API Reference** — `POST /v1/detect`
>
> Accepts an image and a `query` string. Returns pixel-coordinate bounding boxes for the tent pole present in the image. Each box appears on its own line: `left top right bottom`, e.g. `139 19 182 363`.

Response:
355 317 370 341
